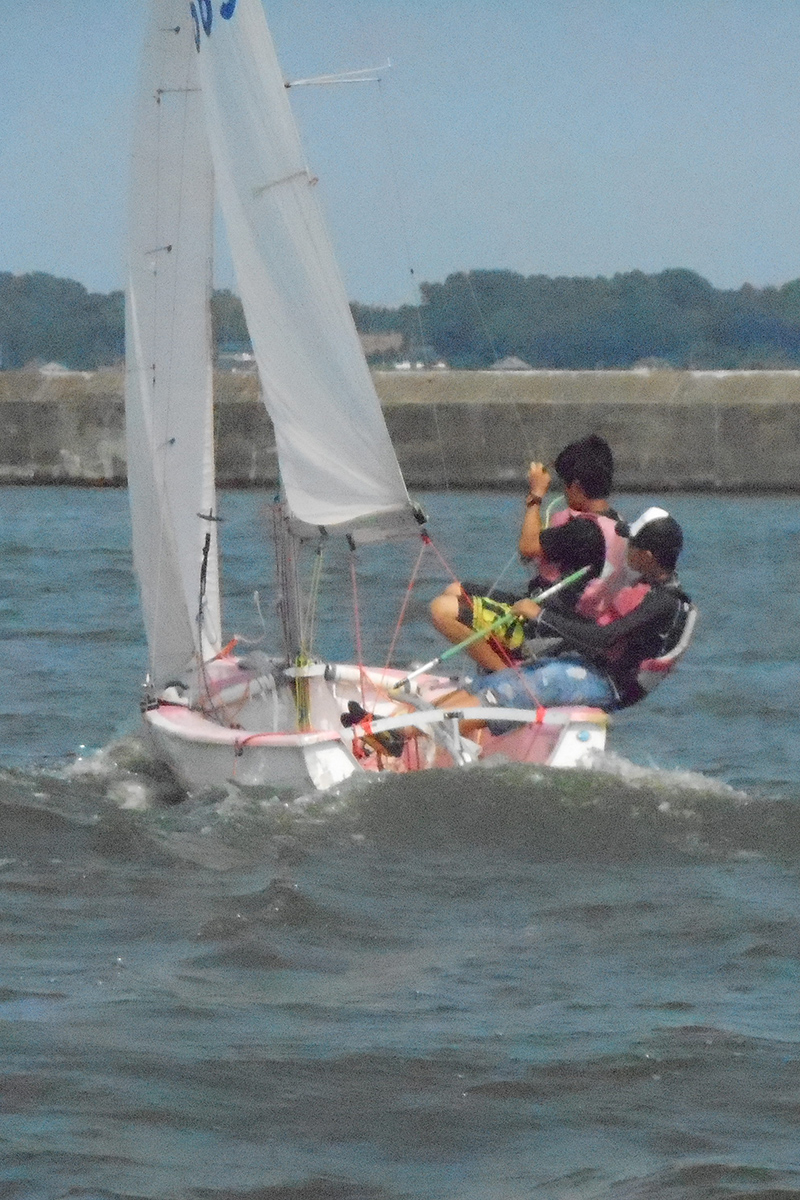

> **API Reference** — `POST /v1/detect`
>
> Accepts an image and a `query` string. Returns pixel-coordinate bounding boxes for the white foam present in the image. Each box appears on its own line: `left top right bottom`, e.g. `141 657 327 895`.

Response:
581 749 749 800
106 780 152 811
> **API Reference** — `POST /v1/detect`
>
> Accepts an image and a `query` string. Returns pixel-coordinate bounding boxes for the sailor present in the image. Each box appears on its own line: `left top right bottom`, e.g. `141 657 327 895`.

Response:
430 513 607 672
444 509 692 728
520 434 629 620
429 434 628 671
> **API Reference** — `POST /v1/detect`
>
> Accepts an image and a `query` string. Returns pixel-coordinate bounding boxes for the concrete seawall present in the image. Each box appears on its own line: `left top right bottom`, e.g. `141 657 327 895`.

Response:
1 367 800 490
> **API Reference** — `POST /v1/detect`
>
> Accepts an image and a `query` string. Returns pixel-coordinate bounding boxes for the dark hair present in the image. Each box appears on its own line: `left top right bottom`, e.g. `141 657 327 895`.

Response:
540 516 606 578
554 434 613 499
630 516 683 571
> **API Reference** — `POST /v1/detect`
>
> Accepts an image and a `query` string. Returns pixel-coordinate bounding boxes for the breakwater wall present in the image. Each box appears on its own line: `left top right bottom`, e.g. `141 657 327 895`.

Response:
1 368 800 490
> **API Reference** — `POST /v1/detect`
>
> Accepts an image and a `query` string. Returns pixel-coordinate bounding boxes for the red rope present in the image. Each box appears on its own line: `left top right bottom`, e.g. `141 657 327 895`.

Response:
361 528 542 719
426 532 545 701
384 537 428 670
423 530 461 582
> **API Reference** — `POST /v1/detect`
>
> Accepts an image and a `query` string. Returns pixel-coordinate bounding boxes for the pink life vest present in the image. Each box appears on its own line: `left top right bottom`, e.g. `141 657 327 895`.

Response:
596 580 650 626
596 580 698 695
539 508 630 622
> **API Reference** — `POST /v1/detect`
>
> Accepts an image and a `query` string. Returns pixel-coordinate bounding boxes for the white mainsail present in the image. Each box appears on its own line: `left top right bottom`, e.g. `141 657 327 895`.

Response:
193 0 419 542
125 3 221 689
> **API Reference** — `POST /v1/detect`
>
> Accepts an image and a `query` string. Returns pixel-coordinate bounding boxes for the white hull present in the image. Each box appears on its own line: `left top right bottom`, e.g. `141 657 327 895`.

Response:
143 657 607 793
145 703 360 791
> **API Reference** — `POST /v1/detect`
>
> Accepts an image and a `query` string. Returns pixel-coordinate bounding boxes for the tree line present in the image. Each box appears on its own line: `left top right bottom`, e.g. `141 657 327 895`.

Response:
353 268 800 369
4 267 800 371
0 273 248 371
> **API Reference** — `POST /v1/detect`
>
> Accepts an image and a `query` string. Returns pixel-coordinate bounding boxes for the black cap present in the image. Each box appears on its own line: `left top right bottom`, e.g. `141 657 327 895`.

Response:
630 515 683 571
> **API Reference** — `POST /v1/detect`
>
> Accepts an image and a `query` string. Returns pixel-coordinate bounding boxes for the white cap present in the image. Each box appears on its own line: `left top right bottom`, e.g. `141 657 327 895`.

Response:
628 506 670 538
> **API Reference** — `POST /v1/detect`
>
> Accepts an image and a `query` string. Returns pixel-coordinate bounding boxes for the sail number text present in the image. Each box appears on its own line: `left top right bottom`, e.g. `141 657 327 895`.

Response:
190 0 237 49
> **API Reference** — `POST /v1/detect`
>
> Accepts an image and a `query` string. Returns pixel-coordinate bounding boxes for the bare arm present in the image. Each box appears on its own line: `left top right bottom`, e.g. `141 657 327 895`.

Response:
518 462 551 559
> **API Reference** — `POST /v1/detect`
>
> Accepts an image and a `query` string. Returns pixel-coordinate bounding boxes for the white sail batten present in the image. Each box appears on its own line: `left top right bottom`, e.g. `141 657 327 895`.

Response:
125 3 221 688
193 0 419 543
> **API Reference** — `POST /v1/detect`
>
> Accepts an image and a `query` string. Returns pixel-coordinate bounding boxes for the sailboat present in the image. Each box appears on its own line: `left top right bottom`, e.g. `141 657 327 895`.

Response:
125 0 608 793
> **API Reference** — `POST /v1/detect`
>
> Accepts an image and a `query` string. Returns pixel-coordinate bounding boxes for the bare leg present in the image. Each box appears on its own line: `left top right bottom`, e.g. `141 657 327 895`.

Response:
435 687 487 735
391 686 497 742
429 585 508 672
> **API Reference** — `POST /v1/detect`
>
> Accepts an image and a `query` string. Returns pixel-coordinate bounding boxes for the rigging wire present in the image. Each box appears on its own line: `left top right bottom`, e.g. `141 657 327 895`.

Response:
464 270 534 461
372 78 455 489
370 76 537 484
383 535 429 670
466 270 500 364
430 402 451 493
365 62 538 473
375 78 420 314
349 544 370 706
300 541 325 657
231 591 268 647
481 492 564 597
485 549 522 598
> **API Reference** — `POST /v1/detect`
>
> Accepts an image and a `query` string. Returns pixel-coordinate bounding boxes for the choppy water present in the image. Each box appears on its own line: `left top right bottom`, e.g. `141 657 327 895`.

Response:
2 486 800 1199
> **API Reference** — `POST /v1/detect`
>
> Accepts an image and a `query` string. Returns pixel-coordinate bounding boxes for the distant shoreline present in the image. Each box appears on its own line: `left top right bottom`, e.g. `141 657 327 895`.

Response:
1 367 799 491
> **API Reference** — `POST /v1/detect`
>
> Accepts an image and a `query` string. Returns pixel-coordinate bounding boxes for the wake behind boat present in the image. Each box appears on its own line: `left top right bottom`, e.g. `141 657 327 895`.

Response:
125 0 609 793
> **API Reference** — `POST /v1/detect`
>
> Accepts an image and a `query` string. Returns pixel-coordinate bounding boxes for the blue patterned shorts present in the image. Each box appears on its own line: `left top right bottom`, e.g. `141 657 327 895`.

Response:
476 655 617 732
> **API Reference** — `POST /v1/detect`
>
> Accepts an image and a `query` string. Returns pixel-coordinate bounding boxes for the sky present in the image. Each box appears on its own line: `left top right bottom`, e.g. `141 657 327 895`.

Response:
3 1 800 307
